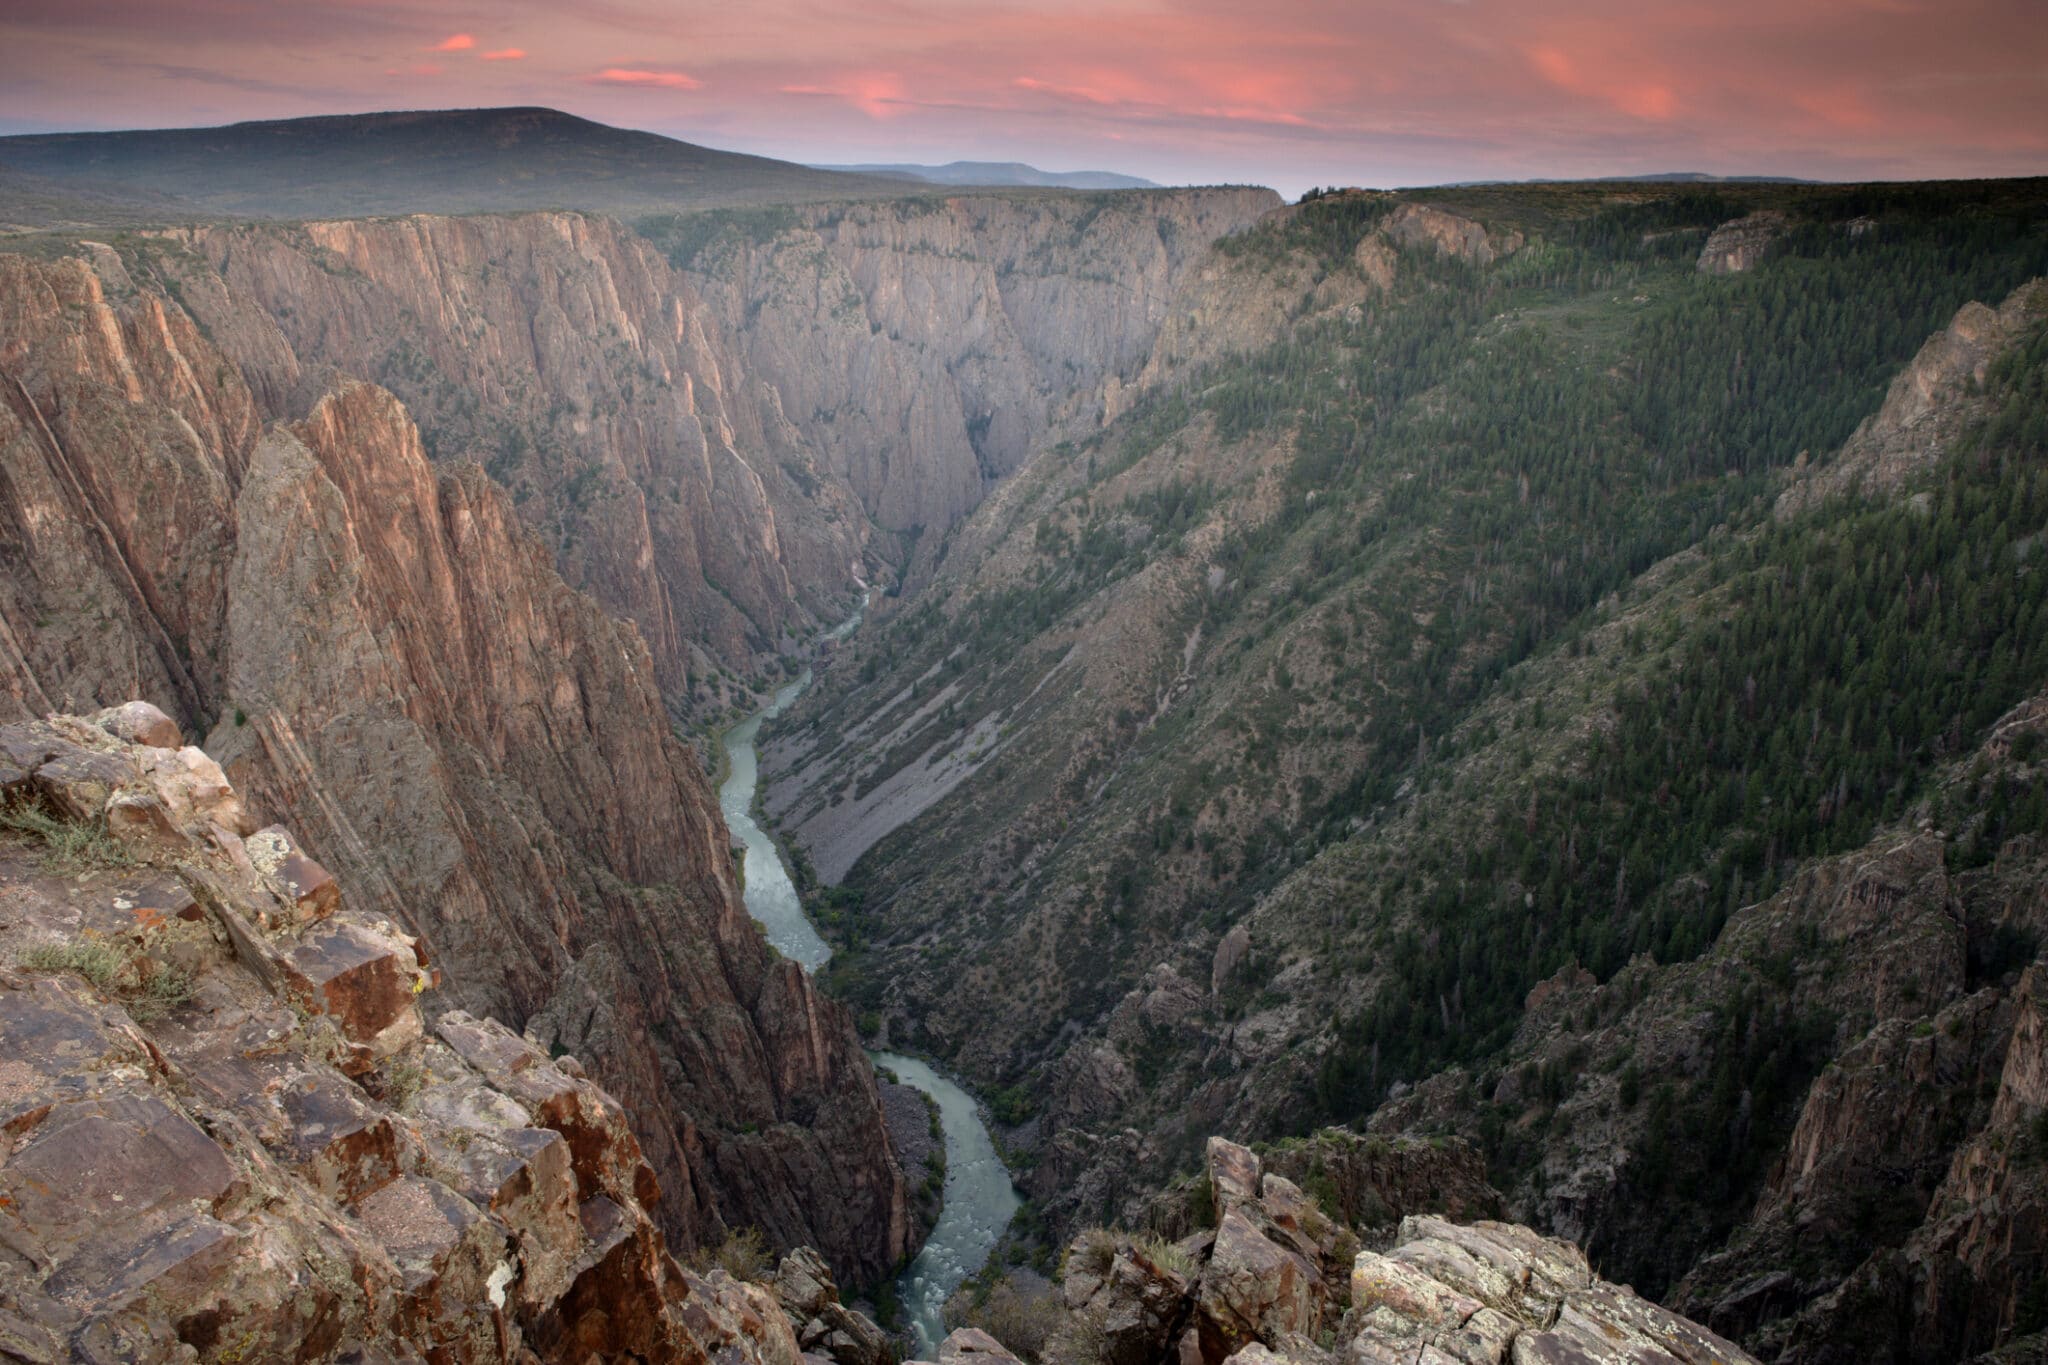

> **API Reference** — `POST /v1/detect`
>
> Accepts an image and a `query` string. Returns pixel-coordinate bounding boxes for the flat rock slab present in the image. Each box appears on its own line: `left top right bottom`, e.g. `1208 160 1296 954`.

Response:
352 1175 488 1292
0 973 154 1126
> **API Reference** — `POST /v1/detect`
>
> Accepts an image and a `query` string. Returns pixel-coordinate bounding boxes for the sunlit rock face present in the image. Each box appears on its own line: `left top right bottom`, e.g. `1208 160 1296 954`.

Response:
0 248 912 1284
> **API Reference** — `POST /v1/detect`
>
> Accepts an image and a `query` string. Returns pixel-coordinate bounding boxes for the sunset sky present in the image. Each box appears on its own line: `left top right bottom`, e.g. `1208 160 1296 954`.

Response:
2 0 2044 194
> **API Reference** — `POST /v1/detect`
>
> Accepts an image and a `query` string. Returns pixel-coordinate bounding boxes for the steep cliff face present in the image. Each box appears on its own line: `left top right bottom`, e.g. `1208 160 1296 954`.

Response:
90 191 1275 712
168 212 855 704
670 190 1281 533
0 251 912 1285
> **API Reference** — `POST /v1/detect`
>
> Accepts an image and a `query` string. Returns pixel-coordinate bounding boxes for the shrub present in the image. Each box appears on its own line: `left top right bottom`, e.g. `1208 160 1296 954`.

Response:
687 1226 773 1283
1133 1233 1194 1278
18 939 192 1021
0 801 134 875
942 1275 1067 1363
1063 1227 1117 1282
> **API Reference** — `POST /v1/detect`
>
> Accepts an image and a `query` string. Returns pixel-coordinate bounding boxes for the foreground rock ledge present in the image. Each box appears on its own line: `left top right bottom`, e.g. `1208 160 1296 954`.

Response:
1047 1137 1753 1365
0 709 882 1364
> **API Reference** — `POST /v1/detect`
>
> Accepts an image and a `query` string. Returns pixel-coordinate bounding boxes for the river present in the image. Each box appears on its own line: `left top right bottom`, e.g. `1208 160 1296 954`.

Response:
717 600 1018 1353
872 1051 1024 1356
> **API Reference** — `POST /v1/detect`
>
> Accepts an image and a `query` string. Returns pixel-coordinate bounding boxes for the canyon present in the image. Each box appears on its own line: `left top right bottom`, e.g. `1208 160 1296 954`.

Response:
3 117 2047 1365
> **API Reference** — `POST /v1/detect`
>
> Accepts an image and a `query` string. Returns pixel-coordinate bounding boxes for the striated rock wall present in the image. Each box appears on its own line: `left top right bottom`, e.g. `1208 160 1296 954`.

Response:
0 253 912 1285
127 191 1275 703
682 190 1279 533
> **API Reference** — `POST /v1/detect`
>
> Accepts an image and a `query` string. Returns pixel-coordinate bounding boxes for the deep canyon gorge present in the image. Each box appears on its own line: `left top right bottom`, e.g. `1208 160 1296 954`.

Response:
2 108 2047 1365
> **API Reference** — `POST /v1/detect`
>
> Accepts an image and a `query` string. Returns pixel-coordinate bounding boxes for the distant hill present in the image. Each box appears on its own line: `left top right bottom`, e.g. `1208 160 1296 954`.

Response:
815 160 1160 190
1429 171 1817 189
0 162 202 230
0 108 930 220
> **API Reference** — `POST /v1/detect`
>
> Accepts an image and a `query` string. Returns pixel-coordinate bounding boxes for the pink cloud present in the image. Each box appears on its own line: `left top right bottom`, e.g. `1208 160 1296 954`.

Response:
1526 41 1679 121
428 34 474 53
481 49 527 62
384 63 444 77
589 67 702 90
780 73 907 119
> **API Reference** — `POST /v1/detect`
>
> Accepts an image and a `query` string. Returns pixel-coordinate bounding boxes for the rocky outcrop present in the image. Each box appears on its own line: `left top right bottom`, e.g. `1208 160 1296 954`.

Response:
772 1246 898 1365
0 711 818 1363
0 248 913 1285
1778 279 2048 516
1698 210 1788 274
1380 203 1524 267
1051 1139 1749 1365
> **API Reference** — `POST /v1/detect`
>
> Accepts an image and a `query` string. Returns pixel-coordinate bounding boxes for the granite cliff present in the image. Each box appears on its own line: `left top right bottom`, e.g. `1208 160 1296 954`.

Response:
0 248 911 1285
78 189 1276 712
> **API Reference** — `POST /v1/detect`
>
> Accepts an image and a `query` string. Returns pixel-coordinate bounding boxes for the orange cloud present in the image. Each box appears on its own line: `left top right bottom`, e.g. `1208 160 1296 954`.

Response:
428 34 475 53
590 68 701 89
1525 42 1677 121
481 49 527 62
781 73 907 118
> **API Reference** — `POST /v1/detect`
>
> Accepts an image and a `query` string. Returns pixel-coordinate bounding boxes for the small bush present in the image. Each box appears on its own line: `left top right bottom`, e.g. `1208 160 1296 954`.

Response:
0 801 134 875
943 1275 1066 1363
18 939 192 1021
1133 1233 1195 1278
380 1056 429 1110
687 1226 773 1283
19 940 127 991
1063 1227 1118 1283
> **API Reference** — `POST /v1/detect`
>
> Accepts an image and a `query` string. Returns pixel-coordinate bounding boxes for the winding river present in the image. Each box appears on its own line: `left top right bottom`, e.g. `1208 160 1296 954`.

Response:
718 600 1018 1352
873 1051 1024 1356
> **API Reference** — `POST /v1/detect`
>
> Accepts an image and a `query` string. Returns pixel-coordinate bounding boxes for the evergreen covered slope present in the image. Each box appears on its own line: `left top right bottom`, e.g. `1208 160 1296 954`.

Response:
766 179 2048 1360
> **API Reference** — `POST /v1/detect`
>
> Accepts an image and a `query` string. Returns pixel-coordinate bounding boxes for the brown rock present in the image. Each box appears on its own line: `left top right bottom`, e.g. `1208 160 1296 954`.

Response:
282 919 426 1064
938 1327 1026 1365
1195 1209 1318 1361
89 701 182 750
247 823 341 920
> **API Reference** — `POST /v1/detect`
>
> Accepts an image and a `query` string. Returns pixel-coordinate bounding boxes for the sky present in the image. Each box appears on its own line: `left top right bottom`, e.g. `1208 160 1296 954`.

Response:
2 0 2045 197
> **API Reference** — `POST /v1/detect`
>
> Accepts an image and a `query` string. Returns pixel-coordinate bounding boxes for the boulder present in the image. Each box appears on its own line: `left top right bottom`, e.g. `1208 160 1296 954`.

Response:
283 920 427 1066
89 701 183 750
1195 1209 1317 1360
247 823 342 921
937 1327 1025 1365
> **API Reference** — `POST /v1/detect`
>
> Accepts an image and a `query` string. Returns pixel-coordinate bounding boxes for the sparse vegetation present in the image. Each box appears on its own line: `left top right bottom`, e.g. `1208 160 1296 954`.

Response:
18 937 193 1021
685 1226 774 1283
0 800 135 875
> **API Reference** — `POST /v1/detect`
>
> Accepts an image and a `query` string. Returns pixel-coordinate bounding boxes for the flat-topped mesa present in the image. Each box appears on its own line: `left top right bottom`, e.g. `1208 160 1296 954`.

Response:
0 707 907 1364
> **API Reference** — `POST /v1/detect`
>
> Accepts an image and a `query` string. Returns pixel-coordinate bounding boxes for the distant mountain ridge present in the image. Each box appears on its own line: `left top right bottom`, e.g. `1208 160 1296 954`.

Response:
0 107 929 219
814 160 1160 190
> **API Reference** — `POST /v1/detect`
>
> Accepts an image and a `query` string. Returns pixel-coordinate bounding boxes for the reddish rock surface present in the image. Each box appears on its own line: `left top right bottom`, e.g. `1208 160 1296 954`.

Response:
0 234 914 1283
0 716 878 1362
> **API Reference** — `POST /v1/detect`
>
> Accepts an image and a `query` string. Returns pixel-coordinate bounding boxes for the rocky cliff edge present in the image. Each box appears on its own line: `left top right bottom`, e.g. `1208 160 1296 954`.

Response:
0 703 895 1363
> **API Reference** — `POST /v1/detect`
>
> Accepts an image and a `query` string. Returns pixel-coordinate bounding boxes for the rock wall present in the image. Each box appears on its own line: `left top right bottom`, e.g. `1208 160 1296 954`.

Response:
0 251 912 1285
0 707 824 1362
131 191 1274 703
